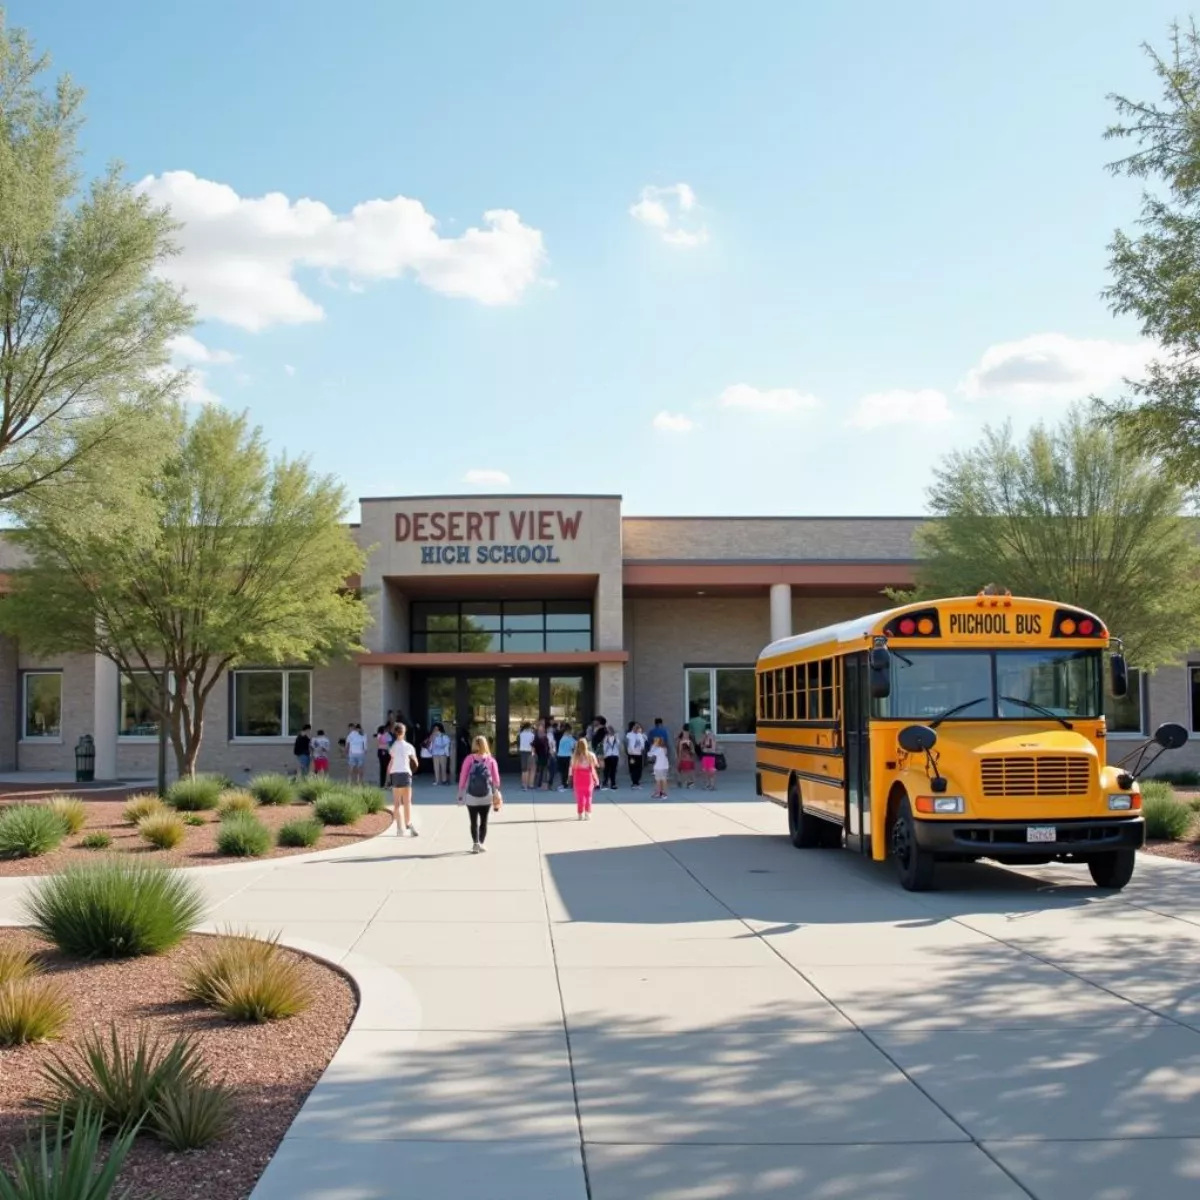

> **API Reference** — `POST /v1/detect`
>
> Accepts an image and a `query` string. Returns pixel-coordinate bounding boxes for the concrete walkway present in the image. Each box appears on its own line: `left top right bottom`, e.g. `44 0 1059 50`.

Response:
5 777 1200 1198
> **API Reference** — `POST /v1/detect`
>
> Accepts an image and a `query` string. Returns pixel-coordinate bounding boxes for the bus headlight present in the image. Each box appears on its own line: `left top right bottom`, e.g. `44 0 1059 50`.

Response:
916 796 965 814
1108 794 1135 811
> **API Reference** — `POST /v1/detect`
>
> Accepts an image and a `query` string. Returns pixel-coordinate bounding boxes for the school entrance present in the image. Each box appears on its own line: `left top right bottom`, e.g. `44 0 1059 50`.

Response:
412 671 597 773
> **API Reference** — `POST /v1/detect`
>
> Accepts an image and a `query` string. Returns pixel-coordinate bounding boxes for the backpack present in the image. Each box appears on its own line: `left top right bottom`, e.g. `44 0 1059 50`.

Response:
466 756 492 799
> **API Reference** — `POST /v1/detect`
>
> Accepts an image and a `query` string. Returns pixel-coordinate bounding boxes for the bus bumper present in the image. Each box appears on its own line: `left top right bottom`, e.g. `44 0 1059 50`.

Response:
912 817 1145 857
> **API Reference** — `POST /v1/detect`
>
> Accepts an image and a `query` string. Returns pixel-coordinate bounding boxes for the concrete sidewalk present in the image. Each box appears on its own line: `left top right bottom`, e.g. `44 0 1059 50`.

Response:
5 779 1200 1198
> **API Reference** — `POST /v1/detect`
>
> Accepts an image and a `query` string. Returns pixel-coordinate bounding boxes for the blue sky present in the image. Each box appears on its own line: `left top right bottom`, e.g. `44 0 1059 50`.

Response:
13 0 1183 518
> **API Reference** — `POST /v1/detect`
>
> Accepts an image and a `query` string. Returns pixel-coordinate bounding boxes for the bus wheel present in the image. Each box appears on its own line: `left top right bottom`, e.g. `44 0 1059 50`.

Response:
1088 849 1136 890
891 797 935 891
788 783 822 848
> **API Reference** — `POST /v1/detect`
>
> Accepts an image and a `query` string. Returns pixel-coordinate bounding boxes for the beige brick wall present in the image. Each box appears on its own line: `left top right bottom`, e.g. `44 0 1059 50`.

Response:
17 651 95 773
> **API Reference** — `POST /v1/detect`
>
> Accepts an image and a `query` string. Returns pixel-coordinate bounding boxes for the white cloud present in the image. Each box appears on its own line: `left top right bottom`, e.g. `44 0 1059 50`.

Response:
178 371 222 406
166 334 237 365
850 388 952 430
135 171 548 331
718 384 820 415
958 333 1154 401
630 183 708 247
283 364 296 377
652 411 695 433
463 468 511 487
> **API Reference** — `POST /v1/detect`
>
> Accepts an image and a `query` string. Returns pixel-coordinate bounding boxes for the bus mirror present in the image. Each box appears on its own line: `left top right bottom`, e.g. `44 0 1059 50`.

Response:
1110 654 1129 699
869 646 890 673
897 724 937 754
869 667 890 700
1154 722 1188 751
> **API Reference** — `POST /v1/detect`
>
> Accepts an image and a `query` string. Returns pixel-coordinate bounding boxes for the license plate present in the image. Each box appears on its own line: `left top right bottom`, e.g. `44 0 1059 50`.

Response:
1026 826 1056 843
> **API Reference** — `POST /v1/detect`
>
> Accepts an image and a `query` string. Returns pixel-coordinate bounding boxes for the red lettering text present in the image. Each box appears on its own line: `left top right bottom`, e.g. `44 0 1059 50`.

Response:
510 511 527 539
447 511 463 541
485 511 499 539
557 510 582 539
538 510 553 539
395 514 411 541
412 512 428 543
466 512 483 541
429 512 446 541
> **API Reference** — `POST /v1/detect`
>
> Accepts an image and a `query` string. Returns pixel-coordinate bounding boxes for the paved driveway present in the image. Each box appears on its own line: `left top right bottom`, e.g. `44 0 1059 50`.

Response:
5 777 1199 1199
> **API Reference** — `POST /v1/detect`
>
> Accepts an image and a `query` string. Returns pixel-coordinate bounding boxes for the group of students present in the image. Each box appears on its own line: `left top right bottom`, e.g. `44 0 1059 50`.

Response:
516 715 722 800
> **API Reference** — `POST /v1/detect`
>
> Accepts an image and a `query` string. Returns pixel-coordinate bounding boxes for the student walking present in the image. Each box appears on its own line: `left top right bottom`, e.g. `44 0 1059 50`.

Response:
556 725 576 793
375 725 393 788
293 725 312 778
387 723 421 836
571 737 599 820
699 726 719 791
648 736 670 798
677 727 697 788
601 725 621 790
533 720 552 790
457 735 502 853
311 729 331 776
345 724 367 785
625 722 646 790
430 723 452 785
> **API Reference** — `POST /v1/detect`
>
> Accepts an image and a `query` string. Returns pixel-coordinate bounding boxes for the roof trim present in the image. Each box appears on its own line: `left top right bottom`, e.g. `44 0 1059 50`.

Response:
359 493 622 503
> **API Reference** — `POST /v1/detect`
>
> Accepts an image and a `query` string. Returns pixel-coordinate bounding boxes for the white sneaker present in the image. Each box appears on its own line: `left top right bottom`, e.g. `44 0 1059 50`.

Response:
472 842 480 853
407 824 419 837
577 813 584 821
478 843 487 852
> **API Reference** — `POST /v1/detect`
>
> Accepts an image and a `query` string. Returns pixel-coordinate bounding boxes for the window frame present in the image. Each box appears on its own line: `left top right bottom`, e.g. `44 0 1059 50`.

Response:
410 599 593 653
230 668 312 742
685 665 757 740
117 670 172 742
21 670 63 742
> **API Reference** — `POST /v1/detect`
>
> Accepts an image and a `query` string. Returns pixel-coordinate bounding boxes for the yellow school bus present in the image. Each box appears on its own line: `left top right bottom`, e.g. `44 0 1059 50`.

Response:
755 594 1188 891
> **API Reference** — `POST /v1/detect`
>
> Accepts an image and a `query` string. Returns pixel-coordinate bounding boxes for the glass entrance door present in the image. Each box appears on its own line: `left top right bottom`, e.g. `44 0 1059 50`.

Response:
507 677 540 757
465 677 497 761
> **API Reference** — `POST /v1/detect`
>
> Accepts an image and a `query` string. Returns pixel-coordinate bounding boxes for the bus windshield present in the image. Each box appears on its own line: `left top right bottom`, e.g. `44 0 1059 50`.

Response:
874 649 1103 722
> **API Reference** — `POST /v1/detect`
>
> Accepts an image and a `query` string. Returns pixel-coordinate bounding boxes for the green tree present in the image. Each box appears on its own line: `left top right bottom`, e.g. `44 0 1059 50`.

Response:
901 408 1200 669
0 405 369 775
0 13 190 502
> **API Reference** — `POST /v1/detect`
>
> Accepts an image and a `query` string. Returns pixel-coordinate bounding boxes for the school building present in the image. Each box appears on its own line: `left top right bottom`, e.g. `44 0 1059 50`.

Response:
0 493 1194 780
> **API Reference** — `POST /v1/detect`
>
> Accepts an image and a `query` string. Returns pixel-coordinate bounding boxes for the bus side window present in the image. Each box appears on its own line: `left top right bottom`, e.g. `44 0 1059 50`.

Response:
784 666 795 720
820 659 834 720
796 670 808 720
808 662 821 718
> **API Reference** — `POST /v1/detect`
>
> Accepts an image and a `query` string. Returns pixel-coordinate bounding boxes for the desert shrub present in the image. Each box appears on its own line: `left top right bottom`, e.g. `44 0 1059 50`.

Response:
150 1073 234 1151
47 797 88 836
1142 789 1193 840
0 805 65 859
0 978 71 1046
23 860 204 959
182 814 206 827
137 813 186 851
312 792 364 827
122 793 166 825
164 777 221 812
215 813 271 858
1140 779 1175 805
217 790 256 819
184 931 311 1022
40 1024 227 1149
277 818 323 848
0 946 39 986
206 774 235 792
79 831 113 850
296 776 336 803
249 773 295 806
337 784 386 815
0 1108 138 1200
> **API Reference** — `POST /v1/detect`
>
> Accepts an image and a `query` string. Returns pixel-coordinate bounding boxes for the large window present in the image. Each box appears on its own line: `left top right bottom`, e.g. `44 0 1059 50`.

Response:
686 667 756 736
119 672 162 738
411 600 592 653
232 670 311 738
1107 667 1145 736
875 650 1103 722
22 672 62 739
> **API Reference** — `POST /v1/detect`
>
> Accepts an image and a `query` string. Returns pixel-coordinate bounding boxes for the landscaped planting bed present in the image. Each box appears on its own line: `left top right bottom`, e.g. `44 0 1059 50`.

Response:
0 785 391 876
0 854 359 1200
1138 781 1200 863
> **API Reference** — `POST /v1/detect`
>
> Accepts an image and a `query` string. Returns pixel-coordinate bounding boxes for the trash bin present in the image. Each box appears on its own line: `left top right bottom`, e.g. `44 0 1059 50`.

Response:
74 734 95 783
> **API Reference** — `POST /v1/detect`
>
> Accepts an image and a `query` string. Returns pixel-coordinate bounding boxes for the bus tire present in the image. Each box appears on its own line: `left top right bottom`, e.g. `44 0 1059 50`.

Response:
819 819 844 849
891 797 936 891
1088 849 1136 890
787 782 822 849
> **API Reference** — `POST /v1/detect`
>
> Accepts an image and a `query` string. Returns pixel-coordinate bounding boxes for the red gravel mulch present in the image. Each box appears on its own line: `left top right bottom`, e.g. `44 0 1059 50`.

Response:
0 798 391 876
1142 840 1200 863
0 927 356 1200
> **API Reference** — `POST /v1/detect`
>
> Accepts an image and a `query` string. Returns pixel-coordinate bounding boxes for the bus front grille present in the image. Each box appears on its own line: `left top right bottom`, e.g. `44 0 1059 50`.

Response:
980 756 1091 797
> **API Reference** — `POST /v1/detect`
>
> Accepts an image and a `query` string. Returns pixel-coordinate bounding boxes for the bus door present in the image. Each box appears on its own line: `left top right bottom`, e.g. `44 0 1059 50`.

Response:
842 653 871 855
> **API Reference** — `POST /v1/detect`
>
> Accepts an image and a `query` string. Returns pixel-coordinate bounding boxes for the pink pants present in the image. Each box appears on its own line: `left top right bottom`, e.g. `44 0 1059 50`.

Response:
573 767 594 814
